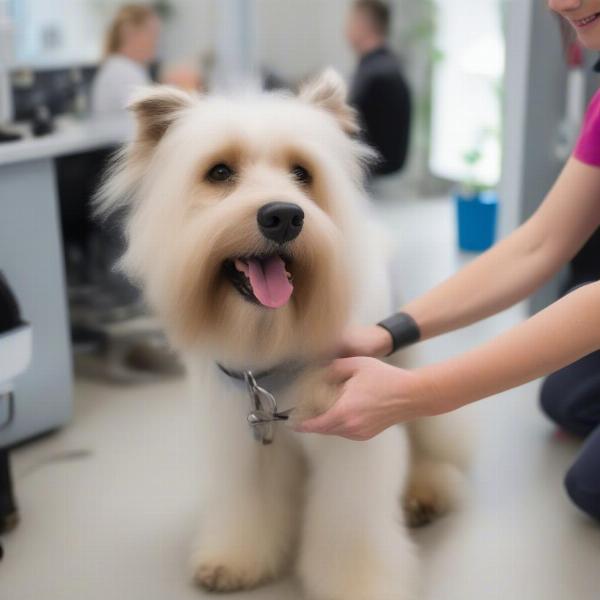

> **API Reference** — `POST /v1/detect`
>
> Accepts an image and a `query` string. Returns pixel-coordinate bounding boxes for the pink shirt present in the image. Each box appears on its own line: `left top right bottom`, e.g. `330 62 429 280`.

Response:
574 89 600 167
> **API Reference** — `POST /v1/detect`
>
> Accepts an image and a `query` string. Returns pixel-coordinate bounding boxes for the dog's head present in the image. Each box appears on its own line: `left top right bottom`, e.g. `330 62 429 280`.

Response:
97 70 374 368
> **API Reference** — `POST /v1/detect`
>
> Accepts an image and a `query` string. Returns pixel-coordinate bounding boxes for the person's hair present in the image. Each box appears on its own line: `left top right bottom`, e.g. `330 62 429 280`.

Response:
353 0 391 37
103 4 156 58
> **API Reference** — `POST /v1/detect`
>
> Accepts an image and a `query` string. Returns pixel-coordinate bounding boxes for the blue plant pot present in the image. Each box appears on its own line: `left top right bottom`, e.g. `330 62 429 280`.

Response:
455 190 498 252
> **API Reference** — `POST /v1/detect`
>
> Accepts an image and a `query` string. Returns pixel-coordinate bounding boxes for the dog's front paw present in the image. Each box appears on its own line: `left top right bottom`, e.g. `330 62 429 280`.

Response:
287 368 341 425
404 495 442 528
404 460 467 528
191 552 277 592
194 562 259 592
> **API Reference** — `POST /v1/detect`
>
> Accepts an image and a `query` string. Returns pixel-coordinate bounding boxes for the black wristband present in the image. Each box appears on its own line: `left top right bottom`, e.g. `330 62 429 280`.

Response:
377 312 421 355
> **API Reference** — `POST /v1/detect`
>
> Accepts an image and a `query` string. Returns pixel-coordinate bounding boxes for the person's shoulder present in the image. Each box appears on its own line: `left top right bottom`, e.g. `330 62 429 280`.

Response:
373 47 401 65
581 88 600 130
95 55 150 89
103 55 143 75
586 88 600 115
92 55 150 114
573 89 600 167
99 55 122 70
366 49 404 76
95 56 124 81
369 53 408 88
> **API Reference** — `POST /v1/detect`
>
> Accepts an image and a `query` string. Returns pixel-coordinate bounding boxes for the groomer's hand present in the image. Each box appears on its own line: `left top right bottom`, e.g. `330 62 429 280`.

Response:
338 325 393 358
295 357 442 441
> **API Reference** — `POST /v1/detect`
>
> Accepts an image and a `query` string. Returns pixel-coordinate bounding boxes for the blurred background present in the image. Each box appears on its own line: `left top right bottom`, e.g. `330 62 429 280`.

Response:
0 1 599 599
3 0 505 193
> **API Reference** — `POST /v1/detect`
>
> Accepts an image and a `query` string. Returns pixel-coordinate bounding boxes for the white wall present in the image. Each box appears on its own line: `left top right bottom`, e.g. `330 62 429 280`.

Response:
159 0 215 66
255 0 355 84
160 0 358 85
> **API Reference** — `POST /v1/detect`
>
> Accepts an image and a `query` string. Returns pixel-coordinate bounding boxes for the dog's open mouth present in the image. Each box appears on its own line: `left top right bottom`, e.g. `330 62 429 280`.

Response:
223 254 294 309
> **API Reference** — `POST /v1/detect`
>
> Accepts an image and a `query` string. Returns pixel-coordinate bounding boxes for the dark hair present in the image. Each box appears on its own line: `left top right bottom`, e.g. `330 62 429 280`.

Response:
354 0 391 37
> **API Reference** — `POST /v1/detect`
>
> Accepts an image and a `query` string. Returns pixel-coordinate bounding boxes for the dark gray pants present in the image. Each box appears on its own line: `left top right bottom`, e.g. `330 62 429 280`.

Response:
541 349 600 521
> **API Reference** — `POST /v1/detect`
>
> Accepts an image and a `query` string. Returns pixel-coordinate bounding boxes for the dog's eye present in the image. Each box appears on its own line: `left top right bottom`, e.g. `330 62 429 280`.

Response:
291 165 312 185
207 163 235 183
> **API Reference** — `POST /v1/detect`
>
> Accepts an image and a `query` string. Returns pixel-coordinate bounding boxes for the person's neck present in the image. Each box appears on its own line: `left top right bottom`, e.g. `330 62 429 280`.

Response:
358 37 385 58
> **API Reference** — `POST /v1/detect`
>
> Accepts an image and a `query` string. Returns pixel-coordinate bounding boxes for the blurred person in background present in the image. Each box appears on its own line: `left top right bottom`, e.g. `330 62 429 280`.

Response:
346 0 411 177
92 4 160 114
80 5 186 377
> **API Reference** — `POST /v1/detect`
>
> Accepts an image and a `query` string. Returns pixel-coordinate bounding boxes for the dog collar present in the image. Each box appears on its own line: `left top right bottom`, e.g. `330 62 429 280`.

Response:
216 361 304 445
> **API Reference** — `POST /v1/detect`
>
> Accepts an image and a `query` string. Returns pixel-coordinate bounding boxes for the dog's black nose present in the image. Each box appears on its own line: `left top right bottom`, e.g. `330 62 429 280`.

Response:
257 202 304 244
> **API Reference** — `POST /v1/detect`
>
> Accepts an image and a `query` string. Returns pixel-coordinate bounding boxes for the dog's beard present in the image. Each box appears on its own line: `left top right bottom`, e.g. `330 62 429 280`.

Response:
146 206 351 366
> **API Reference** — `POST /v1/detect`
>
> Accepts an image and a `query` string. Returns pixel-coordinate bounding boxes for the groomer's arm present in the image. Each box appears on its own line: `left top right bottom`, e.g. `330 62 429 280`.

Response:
299 281 600 439
347 158 600 357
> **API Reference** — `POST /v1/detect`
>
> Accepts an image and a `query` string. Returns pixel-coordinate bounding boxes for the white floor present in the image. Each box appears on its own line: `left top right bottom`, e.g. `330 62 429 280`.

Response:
2 196 599 600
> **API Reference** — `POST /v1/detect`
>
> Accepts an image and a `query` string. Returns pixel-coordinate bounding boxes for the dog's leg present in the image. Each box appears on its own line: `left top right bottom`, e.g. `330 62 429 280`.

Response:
404 414 473 528
386 350 473 527
190 383 304 592
297 427 419 600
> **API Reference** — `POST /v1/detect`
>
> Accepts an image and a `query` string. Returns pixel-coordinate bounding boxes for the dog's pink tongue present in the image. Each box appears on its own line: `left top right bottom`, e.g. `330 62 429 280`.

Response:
247 256 293 309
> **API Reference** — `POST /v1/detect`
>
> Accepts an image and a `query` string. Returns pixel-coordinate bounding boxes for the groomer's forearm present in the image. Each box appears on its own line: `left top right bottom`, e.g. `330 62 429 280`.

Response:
399 159 600 342
415 282 600 413
401 223 557 340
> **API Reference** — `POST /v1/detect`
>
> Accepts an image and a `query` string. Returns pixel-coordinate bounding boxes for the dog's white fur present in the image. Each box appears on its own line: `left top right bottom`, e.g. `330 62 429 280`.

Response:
97 70 470 600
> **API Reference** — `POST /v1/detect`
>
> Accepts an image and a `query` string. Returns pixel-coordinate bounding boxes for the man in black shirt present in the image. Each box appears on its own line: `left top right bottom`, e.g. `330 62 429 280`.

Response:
346 0 412 177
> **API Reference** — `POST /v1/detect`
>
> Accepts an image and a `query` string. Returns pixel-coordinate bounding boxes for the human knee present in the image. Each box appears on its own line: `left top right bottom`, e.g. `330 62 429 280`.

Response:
540 367 600 436
539 372 564 425
564 463 600 521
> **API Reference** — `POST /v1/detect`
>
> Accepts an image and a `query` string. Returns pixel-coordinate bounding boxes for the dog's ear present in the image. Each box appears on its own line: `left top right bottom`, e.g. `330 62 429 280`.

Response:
299 69 359 135
94 86 197 219
128 85 196 155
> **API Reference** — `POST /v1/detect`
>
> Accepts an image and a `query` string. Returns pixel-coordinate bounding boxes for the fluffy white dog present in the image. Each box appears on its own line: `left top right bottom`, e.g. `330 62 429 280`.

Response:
97 70 470 600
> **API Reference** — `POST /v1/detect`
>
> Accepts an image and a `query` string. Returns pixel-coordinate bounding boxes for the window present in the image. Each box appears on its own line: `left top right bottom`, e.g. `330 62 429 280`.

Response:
429 0 505 187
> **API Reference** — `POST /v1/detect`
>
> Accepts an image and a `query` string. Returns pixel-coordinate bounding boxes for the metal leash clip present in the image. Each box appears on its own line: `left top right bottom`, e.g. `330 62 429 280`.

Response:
244 371 292 445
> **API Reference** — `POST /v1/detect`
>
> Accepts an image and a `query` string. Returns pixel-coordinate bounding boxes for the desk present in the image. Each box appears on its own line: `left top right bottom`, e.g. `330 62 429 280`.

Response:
0 115 132 446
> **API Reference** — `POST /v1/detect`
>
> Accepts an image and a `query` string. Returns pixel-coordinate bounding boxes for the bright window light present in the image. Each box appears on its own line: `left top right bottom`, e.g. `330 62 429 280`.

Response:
429 0 505 188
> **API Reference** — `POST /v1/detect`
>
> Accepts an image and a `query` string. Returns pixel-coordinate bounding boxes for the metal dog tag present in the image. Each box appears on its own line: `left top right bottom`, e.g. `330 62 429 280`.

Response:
244 371 291 445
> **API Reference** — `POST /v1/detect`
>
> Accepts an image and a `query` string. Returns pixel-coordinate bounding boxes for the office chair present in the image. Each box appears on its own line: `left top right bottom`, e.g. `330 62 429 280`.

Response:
0 272 32 546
